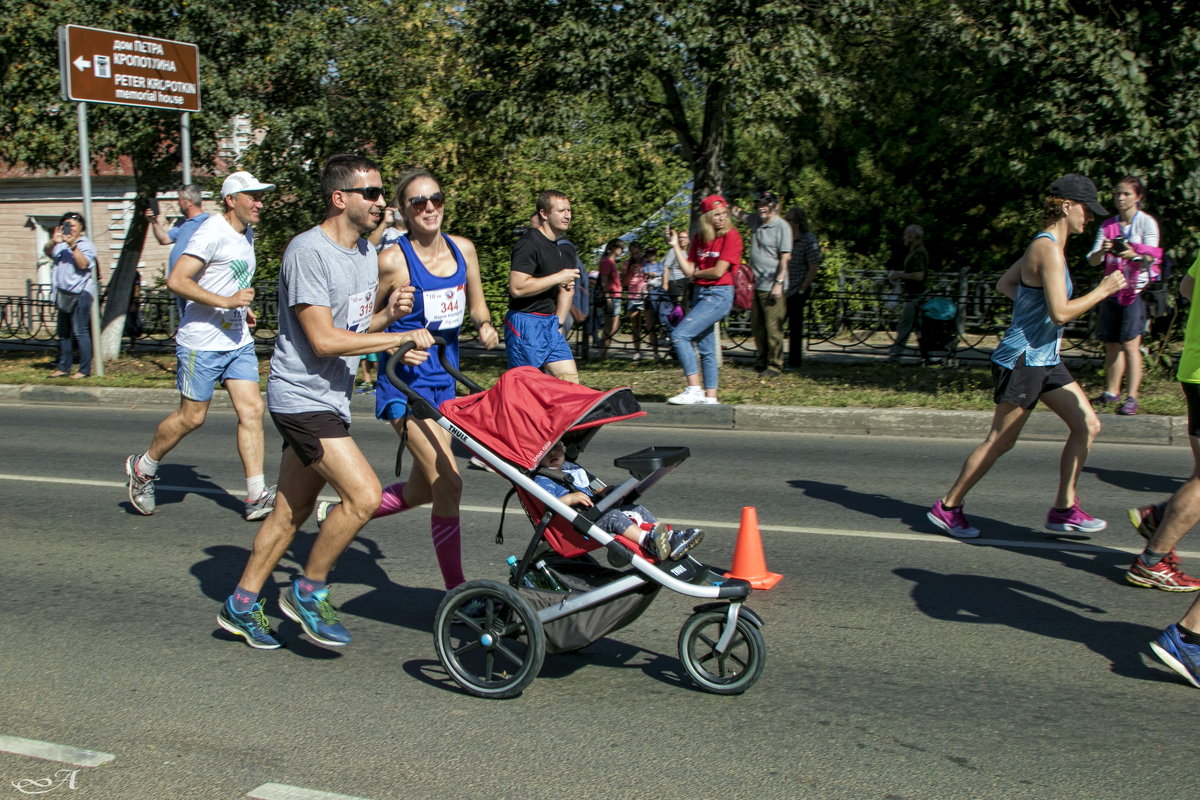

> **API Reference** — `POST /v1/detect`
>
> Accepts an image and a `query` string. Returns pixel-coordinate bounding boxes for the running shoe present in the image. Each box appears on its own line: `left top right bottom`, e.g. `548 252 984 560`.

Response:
244 486 276 521
217 597 281 650
1093 391 1120 406
649 522 672 560
280 582 351 647
1150 624 1200 689
1045 500 1106 533
124 454 157 516
1125 556 1200 592
926 499 981 539
701 396 721 405
1117 396 1140 416
667 527 704 560
1127 503 1164 541
316 499 339 525
666 387 706 405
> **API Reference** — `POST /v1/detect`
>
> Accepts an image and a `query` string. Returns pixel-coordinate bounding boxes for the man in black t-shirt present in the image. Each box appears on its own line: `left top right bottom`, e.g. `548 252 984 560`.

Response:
506 189 582 382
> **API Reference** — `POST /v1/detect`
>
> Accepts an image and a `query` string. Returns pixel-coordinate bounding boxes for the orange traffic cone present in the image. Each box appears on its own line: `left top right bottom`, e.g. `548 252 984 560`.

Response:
724 506 782 590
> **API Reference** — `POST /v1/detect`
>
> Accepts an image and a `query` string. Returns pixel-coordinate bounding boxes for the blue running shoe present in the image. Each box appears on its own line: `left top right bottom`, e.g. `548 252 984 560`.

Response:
280 582 351 647
217 597 281 650
1150 624 1200 689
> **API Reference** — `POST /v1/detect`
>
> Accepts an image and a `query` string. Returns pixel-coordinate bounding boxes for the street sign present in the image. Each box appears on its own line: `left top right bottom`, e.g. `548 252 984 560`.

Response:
58 25 201 112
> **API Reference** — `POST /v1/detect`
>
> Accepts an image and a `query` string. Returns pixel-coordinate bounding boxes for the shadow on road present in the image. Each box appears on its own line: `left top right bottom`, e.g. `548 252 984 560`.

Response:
894 567 1170 682
1082 464 1182 496
122 463 243 516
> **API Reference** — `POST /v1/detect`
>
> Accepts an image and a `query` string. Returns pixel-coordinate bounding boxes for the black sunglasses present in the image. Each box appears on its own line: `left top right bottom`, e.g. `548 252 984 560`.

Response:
407 192 445 210
340 186 385 201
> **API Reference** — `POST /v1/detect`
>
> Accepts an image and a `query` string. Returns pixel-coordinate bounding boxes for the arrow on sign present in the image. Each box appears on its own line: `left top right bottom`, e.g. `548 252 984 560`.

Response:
73 55 91 71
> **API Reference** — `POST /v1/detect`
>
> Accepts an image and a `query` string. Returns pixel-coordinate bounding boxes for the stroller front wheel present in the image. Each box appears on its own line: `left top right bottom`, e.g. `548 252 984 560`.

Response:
434 580 546 699
678 607 766 695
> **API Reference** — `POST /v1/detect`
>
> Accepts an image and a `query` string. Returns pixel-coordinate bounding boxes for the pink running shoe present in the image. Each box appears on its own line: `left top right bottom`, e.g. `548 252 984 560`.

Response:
927 500 981 539
1045 500 1106 533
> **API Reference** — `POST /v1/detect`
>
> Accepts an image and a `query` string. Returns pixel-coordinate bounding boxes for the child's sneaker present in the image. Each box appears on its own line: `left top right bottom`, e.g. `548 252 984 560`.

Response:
1045 499 1106 533
667 527 704 559
649 522 672 560
926 499 981 539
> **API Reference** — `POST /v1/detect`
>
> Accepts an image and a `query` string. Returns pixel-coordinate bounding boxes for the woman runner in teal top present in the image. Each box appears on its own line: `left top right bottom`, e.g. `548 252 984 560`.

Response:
927 175 1126 540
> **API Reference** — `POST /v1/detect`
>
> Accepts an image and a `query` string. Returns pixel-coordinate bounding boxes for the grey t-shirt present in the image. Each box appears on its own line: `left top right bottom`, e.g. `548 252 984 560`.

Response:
267 226 379 422
748 214 793 291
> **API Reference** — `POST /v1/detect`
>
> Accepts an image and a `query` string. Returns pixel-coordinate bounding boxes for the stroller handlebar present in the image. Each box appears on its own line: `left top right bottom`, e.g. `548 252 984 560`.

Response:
384 335 485 402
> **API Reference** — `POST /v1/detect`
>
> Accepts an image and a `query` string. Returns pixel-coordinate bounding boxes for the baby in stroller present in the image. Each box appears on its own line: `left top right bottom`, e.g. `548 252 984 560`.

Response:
536 440 703 561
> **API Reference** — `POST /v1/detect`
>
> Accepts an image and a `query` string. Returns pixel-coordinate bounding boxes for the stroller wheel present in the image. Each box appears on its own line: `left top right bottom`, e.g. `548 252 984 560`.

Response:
434 580 545 699
678 608 766 695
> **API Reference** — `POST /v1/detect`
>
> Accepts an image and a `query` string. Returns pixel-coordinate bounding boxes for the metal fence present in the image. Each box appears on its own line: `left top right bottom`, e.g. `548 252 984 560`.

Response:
5 271 1179 361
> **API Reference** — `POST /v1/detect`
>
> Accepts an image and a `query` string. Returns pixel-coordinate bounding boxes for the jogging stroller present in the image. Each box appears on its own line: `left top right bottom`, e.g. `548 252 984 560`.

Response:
917 295 958 365
384 341 766 698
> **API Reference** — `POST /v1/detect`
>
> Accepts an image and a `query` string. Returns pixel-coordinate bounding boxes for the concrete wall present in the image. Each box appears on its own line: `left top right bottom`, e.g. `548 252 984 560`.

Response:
0 176 173 297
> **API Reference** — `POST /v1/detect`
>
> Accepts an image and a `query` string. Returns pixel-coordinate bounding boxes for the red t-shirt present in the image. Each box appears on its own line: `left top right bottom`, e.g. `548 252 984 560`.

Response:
688 229 743 287
599 256 621 295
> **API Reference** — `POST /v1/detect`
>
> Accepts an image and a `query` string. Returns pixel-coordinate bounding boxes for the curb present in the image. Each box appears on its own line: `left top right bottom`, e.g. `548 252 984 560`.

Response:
2 383 1188 447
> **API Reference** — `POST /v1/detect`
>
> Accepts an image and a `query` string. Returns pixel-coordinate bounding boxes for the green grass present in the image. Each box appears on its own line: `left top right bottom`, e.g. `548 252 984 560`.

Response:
3 347 1185 416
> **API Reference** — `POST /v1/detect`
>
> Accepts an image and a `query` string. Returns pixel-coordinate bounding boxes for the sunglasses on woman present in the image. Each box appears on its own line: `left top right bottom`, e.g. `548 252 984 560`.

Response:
406 192 445 210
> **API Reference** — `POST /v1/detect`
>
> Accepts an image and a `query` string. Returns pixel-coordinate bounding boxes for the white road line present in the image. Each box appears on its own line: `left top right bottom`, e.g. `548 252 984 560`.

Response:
0 735 114 767
1 473 1189 559
247 784 373 800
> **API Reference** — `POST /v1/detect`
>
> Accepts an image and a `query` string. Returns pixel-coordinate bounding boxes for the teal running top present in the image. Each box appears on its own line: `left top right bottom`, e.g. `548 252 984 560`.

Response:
992 233 1073 369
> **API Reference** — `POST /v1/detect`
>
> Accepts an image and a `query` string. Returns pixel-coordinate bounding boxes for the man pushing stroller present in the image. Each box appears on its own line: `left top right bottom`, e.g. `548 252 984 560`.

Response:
536 440 703 561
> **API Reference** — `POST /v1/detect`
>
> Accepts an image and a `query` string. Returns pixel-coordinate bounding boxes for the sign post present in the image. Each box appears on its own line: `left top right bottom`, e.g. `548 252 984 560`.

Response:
58 25 201 372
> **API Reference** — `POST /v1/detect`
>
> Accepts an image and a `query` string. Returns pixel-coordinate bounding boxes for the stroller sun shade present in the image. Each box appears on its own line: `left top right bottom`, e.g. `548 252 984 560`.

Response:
438 367 645 469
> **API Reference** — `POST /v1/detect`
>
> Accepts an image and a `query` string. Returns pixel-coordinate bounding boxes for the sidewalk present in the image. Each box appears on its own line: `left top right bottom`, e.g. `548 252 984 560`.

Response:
1 381 1188 447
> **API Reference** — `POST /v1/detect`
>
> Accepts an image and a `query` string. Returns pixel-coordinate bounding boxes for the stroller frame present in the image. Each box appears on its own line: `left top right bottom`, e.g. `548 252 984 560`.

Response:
385 341 766 698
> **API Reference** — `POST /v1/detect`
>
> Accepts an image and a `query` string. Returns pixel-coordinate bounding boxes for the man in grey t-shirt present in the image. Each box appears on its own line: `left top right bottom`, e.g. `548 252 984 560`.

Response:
736 192 793 376
218 154 433 652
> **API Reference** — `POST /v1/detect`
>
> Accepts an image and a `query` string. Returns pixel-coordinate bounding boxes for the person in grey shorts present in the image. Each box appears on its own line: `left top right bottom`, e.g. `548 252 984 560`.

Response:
217 154 434 651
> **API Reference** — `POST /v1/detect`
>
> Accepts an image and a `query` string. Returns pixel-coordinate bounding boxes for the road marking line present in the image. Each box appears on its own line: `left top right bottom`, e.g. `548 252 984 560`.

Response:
1 473 1186 559
0 735 114 767
247 784 373 800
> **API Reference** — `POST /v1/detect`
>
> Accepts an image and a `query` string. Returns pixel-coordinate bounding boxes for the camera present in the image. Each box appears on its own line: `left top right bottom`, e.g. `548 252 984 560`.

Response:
1109 236 1127 255
62 220 72 237
148 197 160 216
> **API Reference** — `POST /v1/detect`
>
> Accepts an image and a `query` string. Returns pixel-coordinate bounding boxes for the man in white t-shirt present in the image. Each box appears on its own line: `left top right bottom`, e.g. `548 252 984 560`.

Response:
123 171 277 521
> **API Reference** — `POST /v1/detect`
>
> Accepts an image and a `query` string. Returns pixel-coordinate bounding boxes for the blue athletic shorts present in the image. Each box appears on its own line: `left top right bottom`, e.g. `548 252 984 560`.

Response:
376 381 455 421
176 342 260 402
504 311 573 369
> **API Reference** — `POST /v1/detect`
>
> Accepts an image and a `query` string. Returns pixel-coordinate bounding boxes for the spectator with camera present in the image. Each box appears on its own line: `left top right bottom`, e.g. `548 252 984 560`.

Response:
44 211 98 379
1087 175 1162 416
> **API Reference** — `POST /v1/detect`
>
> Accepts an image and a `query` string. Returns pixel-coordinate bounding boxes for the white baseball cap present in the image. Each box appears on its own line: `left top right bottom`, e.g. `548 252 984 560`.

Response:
220 171 276 199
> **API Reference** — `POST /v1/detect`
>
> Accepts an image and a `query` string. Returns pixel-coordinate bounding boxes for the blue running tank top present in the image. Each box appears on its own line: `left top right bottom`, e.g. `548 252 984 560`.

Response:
992 232 1073 369
375 233 468 408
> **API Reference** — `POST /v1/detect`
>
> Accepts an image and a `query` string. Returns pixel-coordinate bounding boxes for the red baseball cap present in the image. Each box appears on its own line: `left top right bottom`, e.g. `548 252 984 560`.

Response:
700 194 727 214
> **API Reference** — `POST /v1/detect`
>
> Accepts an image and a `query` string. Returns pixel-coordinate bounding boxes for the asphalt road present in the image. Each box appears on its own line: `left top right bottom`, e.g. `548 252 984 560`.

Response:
2 402 1198 800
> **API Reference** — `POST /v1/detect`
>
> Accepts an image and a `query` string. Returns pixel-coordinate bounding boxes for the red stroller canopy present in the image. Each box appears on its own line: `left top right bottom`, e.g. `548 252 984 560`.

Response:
439 367 645 469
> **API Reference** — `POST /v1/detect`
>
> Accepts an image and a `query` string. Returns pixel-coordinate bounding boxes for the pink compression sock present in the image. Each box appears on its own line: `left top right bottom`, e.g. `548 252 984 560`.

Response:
372 482 411 519
431 513 465 589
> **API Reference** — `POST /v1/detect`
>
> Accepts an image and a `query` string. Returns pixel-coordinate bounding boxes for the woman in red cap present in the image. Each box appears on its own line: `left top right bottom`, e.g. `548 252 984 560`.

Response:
663 194 742 404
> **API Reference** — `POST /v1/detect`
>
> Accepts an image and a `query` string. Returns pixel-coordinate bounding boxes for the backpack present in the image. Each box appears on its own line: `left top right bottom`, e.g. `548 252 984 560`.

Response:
732 261 753 311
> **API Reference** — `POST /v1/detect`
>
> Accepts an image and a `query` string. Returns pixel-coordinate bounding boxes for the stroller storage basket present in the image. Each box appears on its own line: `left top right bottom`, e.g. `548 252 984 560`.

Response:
516 557 659 653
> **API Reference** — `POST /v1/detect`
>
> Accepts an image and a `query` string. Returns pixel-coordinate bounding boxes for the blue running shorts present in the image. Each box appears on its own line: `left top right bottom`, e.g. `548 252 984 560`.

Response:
504 311 573 369
176 342 260 402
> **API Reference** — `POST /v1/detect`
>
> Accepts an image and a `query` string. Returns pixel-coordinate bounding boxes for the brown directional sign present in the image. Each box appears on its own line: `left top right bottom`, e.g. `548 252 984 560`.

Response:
58 25 201 112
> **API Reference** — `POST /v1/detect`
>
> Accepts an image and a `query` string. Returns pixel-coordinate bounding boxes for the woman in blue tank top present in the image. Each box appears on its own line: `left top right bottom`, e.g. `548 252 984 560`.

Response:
927 175 1126 540
318 169 498 592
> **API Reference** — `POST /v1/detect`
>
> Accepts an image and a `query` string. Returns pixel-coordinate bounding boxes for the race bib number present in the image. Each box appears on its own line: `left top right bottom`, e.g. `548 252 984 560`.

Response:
348 286 376 332
423 283 465 330
220 307 246 330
